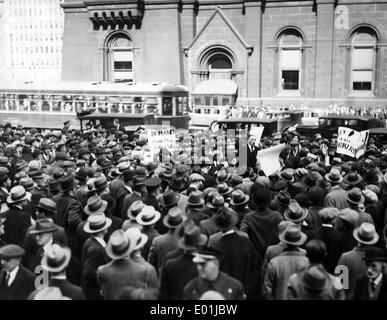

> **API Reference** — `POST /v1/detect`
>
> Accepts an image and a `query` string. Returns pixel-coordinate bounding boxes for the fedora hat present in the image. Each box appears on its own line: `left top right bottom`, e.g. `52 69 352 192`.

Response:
216 169 230 184
353 222 379 245
144 177 162 188
105 229 131 260
347 187 365 205
20 177 37 191
301 265 328 292
187 191 204 207
30 219 57 235
343 172 363 186
58 174 75 193
325 168 343 184
163 207 187 229
284 200 308 223
363 247 387 263
84 195 108 215
15 159 27 171
214 206 238 231
83 213 112 234
179 223 208 251
125 227 148 252
275 190 291 207
36 198 57 215
207 195 225 210
280 170 294 183
217 183 233 197
28 169 43 180
133 176 146 186
161 190 180 208
279 224 307 246
6 185 29 204
55 151 67 161
127 200 145 220
41 244 71 273
159 168 174 181
229 175 243 188
230 189 249 206
94 176 110 192
75 168 88 182
136 206 161 226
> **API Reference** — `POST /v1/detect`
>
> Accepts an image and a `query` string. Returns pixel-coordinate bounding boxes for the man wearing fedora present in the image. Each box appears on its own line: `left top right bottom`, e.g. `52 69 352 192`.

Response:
0 244 36 300
3 185 32 246
120 176 146 220
208 206 259 299
287 239 344 300
184 246 245 300
353 247 387 300
81 212 112 300
54 174 84 261
200 194 226 238
336 222 380 300
148 207 186 274
323 168 348 210
160 223 207 300
186 190 208 226
263 224 309 300
0 167 10 205
346 187 374 226
39 243 83 300
97 229 155 300
135 205 161 260
229 189 252 229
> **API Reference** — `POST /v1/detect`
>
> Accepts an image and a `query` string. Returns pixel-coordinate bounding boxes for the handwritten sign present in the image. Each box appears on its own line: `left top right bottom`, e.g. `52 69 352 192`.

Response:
257 143 286 176
146 128 176 155
336 127 369 159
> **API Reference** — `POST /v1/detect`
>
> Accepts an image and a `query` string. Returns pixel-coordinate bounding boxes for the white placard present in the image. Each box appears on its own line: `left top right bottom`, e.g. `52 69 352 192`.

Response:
336 126 369 159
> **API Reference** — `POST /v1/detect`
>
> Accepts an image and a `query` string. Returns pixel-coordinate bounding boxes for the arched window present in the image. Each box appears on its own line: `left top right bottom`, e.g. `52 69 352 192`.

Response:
278 29 303 93
106 33 133 83
207 53 232 70
350 27 377 93
200 47 235 80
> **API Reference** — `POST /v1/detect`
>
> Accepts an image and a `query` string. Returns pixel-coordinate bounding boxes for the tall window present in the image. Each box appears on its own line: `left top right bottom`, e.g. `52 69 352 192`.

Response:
107 34 133 83
201 47 234 80
278 30 302 93
351 28 377 93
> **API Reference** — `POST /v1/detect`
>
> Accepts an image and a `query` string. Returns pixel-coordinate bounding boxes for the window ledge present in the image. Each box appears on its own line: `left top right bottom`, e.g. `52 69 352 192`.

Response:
348 91 375 98
276 90 301 97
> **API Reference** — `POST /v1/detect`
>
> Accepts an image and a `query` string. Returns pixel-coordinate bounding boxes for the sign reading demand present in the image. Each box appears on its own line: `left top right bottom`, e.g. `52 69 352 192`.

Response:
336 127 369 159
146 128 176 154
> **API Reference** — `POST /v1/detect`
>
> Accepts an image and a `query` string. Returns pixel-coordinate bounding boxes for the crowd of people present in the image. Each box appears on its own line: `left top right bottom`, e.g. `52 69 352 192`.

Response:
0 118 387 300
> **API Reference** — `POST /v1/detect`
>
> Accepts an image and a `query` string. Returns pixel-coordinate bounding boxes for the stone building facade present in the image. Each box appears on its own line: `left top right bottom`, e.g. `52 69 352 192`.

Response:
61 0 387 107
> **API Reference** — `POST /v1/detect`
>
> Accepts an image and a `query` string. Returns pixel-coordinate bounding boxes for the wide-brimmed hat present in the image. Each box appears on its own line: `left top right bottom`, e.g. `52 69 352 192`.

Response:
214 206 238 231
343 172 363 186
284 200 308 223
300 265 328 292
347 187 365 205
353 223 379 245
30 219 58 235
83 213 112 234
6 185 29 204
216 169 230 184
163 207 187 229
20 177 37 191
41 244 71 273
36 198 57 215
302 172 318 189
127 200 145 220
217 183 233 197
279 224 307 246
187 191 204 207
133 176 146 186
280 171 294 183
125 227 148 252
75 168 88 182
58 174 75 193
229 189 249 206
84 195 108 215
161 190 180 207
363 247 387 263
136 205 161 226
159 168 174 181
275 190 291 207
189 173 205 183
325 168 343 184
179 223 208 251
15 159 27 172
144 177 162 188
105 229 131 260
94 176 110 192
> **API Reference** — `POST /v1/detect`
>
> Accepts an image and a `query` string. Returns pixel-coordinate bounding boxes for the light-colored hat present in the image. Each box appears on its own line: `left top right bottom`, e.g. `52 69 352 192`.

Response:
32 287 71 300
84 195 108 215
353 222 379 245
6 185 29 204
83 213 112 234
284 200 308 223
41 244 71 273
135 205 161 226
125 227 148 252
278 224 307 246
105 229 131 260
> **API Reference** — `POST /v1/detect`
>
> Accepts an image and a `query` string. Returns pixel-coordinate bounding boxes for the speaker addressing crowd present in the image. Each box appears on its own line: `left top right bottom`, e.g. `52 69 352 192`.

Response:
0 118 387 301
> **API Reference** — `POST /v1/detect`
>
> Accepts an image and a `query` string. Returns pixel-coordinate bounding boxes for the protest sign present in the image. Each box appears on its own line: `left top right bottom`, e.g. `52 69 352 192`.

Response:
257 143 286 176
146 128 176 155
250 126 264 146
336 127 369 159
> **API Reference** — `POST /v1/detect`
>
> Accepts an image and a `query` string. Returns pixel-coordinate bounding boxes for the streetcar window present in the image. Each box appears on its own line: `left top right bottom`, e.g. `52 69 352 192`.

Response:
162 97 173 116
205 97 211 106
213 97 219 106
194 97 201 105
222 98 229 106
